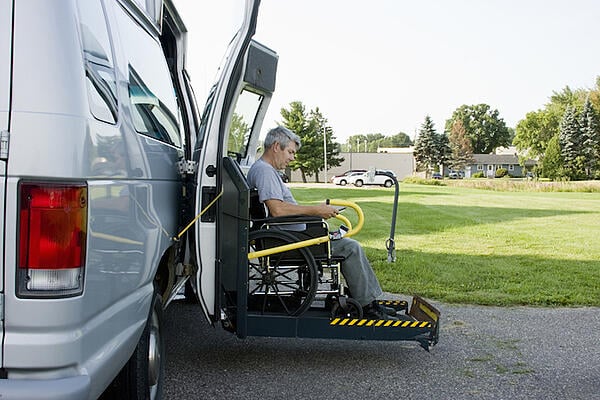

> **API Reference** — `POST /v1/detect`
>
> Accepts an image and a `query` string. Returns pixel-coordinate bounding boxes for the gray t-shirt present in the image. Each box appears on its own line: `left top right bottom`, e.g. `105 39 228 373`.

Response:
247 158 297 205
247 158 303 230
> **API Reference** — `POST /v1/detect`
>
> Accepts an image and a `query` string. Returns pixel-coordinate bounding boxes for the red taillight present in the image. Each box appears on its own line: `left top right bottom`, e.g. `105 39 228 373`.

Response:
18 182 87 297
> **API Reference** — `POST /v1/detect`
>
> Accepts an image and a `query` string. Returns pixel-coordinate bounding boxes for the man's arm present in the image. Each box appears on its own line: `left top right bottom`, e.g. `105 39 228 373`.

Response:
265 199 340 219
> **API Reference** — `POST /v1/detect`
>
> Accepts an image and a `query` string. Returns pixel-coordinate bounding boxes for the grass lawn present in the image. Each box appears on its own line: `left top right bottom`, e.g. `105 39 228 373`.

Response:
292 183 600 307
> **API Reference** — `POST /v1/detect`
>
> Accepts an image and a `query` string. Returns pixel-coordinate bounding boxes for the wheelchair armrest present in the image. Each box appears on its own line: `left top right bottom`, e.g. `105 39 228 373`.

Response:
254 215 324 225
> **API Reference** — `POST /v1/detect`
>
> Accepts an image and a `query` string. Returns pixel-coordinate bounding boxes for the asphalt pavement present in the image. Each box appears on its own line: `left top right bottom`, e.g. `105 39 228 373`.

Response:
163 296 600 400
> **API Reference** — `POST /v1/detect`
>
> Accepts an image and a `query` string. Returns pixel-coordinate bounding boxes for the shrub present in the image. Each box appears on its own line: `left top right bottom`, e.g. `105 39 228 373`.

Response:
402 176 446 186
495 168 508 178
472 171 485 178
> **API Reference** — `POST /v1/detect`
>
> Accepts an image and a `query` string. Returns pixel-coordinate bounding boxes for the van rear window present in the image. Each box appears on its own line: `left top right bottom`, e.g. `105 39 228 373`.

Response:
77 1 117 124
115 3 182 147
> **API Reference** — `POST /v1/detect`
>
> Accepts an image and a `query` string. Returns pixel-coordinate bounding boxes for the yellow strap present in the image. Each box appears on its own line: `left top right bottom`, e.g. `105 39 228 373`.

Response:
174 189 223 240
248 235 330 259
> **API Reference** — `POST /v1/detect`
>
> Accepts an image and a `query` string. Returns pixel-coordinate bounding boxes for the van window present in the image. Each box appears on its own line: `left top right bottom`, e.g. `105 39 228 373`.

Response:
116 4 182 147
132 0 163 29
227 89 263 158
129 67 181 146
77 1 117 124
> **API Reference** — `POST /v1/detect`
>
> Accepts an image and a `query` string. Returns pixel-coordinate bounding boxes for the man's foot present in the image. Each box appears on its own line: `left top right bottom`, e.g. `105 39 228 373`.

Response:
363 301 399 321
378 303 398 316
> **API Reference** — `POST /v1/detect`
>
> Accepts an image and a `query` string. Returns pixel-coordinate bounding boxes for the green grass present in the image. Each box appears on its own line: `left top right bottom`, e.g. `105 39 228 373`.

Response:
292 183 600 307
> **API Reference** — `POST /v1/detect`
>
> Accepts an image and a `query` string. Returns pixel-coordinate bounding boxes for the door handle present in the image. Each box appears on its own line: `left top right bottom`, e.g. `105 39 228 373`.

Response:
206 164 217 177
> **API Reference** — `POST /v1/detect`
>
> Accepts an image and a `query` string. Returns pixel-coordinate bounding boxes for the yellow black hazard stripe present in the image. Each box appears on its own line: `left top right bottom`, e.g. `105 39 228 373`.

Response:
377 300 408 308
418 302 439 322
330 318 431 328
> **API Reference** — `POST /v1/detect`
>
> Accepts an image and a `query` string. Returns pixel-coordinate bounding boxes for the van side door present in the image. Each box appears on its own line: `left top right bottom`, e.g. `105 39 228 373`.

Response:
193 0 277 321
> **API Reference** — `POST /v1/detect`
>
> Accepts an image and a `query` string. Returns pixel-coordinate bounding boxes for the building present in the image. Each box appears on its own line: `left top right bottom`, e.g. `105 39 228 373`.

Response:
465 154 535 178
289 150 416 182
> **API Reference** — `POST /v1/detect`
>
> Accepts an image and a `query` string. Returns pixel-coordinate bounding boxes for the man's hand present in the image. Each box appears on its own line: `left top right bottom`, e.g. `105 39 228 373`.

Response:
314 203 340 219
265 199 341 219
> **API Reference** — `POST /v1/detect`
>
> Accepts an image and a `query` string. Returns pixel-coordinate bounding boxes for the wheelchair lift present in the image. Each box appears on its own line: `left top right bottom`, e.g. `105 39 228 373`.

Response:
218 158 440 351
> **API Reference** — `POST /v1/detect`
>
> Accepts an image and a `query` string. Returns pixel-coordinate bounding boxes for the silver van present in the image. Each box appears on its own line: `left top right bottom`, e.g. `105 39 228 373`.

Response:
0 0 276 398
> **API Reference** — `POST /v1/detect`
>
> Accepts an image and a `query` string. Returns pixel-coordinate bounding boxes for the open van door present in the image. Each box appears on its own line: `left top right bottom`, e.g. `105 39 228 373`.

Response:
193 0 278 320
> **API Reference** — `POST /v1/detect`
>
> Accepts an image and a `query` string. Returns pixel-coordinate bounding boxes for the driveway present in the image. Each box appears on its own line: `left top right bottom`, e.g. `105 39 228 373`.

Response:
163 297 600 399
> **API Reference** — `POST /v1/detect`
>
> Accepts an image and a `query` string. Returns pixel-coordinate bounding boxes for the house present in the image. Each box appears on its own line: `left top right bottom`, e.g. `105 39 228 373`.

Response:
464 154 535 178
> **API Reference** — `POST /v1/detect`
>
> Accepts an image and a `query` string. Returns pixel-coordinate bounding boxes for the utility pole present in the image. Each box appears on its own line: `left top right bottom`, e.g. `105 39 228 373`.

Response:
323 126 328 183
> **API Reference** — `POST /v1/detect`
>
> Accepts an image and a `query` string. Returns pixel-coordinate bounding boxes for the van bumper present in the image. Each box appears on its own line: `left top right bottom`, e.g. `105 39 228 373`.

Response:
0 375 90 400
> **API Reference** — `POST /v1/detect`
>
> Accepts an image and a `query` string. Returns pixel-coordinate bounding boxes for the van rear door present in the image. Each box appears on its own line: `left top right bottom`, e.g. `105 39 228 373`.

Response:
0 0 13 362
193 0 278 320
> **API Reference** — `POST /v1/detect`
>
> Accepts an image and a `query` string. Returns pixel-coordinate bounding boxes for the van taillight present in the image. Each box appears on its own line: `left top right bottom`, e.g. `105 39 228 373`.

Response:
18 182 87 297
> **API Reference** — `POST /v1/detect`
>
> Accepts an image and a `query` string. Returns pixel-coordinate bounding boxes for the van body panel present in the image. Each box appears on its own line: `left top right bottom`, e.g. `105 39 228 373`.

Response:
2 0 186 397
0 376 91 400
0 0 12 365
0 0 10 135
12 0 88 119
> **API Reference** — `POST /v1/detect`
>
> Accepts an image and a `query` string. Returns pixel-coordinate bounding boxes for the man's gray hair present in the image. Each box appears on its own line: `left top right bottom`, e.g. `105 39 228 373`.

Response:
263 126 302 150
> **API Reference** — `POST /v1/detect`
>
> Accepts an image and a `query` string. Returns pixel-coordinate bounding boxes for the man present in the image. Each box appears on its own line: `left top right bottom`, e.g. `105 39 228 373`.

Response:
247 126 397 320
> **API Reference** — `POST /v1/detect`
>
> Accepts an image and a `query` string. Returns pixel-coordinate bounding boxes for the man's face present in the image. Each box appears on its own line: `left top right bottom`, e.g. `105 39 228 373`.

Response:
274 142 297 169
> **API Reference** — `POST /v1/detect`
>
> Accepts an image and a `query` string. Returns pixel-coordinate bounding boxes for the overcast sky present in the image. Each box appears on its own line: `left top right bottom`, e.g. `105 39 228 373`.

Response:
173 0 600 142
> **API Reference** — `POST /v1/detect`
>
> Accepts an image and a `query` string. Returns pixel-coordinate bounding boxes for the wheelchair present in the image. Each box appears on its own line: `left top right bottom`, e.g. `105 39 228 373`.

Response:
247 193 368 319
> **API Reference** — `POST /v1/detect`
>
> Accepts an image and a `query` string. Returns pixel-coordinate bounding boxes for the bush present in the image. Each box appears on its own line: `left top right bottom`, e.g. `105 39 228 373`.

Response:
472 172 485 178
402 176 446 186
495 168 508 178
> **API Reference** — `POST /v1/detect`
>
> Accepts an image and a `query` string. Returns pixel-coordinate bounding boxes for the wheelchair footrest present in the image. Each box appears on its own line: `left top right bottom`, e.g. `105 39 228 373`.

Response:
377 299 408 313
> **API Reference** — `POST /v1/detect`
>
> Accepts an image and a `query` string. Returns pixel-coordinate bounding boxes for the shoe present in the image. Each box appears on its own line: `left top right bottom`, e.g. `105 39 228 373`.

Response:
363 301 399 321
379 303 398 316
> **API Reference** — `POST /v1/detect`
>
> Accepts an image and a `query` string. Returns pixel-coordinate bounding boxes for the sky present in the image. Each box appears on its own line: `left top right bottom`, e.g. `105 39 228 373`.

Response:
173 0 600 143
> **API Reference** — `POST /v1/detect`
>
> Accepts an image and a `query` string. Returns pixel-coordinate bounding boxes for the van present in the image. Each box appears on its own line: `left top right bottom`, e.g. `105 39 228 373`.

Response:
0 0 278 398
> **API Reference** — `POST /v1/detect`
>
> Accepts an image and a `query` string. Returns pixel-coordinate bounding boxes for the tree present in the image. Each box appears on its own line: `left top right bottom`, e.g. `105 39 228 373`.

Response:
279 101 343 183
579 97 600 178
365 133 386 152
227 112 250 156
445 104 511 154
377 132 413 148
436 132 452 167
391 132 413 147
559 106 584 179
309 108 344 182
280 101 316 182
542 134 564 180
343 131 413 152
346 134 368 152
514 109 562 160
448 120 474 172
414 116 442 177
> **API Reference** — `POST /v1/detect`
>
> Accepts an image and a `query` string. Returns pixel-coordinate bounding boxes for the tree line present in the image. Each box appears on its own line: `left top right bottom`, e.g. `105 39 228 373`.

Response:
514 78 600 180
273 76 600 182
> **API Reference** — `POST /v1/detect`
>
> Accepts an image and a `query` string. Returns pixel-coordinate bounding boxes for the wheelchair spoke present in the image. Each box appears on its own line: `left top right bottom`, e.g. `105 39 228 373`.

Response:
272 284 292 315
248 230 318 316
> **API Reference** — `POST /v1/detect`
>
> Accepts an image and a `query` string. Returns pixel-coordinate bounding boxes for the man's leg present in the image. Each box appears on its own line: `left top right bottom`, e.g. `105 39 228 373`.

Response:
330 237 383 307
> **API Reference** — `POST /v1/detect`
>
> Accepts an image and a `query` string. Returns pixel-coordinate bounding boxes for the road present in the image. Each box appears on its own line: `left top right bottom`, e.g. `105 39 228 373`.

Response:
163 297 600 400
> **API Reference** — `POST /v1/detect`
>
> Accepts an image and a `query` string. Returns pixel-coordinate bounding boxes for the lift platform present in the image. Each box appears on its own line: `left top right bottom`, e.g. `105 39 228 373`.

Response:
241 297 439 350
218 157 440 351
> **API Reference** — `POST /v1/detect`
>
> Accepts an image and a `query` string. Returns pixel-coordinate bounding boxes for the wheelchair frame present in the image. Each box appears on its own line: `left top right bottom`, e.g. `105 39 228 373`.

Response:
247 199 363 318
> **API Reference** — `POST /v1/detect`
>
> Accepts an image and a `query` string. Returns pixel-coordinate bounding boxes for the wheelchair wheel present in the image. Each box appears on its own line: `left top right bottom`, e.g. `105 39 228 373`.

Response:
248 229 318 316
330 297 363 319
